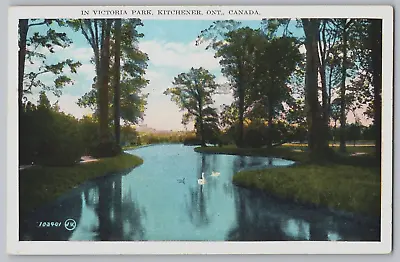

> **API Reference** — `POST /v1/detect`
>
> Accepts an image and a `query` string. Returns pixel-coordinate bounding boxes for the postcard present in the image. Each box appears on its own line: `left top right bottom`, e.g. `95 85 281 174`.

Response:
7 5 393 255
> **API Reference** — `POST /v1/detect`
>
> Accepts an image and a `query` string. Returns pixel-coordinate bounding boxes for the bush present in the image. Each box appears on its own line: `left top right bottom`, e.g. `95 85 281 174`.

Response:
183 136 203 146
121 125 140 146
244 128 266 148
78 116 100 155
91 139 122 158
34 109 85 166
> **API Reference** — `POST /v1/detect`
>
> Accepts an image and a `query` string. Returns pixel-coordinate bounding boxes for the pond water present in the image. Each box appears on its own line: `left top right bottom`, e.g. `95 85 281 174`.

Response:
20 144 380 241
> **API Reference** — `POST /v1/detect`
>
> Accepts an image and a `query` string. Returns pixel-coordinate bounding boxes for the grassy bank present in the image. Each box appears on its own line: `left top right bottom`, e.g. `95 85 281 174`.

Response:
195 145 381 217
19 153 143 215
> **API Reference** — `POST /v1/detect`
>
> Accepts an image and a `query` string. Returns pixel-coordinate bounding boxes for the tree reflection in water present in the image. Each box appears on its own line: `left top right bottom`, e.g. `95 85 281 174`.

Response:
88 169 147 241
227 187 315 241
226 184 380 241
185 154 211 228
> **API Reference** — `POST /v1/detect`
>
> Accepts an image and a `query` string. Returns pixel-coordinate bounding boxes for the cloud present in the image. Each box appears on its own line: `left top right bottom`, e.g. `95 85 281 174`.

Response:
55 94 93 118
77 63 96 81
139 40 221 71
144 70 174 95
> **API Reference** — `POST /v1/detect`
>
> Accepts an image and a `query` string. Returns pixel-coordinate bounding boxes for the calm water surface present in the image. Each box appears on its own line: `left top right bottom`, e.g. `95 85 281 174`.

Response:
20 144 380 241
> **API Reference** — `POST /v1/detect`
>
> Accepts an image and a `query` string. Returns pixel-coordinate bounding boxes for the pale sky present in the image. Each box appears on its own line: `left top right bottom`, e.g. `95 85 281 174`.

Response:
23 19 370 131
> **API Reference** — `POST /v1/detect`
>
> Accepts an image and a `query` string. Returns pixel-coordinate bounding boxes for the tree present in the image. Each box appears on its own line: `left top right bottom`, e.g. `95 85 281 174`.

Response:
347 122 362 146
114 19 122 145
302 19 330 156
74 19 149 126
252 35 302 147
317 20 341 126
164 67 219 146
369 19 382 159
197 23 259 147
345 19 382 158
18 19 81 110
261 18 331 155
335 19 355 153
98 19 113 144
219 103 239 130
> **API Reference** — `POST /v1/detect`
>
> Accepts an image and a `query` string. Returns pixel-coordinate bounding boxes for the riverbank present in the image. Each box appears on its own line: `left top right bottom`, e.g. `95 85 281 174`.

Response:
19 153 143 215
194 145 380 217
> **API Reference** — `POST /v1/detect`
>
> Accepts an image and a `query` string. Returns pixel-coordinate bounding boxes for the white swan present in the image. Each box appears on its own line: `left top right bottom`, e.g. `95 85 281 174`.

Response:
211 171 220 177
198 172 206 185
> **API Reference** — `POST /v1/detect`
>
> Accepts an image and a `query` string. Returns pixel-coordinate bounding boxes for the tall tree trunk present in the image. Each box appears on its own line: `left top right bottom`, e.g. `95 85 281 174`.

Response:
327 65 334 121
267 100 273 149
237 87 245 148
114 19 122 146
18 19 29 111
302 19 329 156
198 103 206 147
236 59 245 148
339 20 348 153
333 121 337 144
99 20 112 144
370 19 382 160
318 20 329 128
319 57 330 149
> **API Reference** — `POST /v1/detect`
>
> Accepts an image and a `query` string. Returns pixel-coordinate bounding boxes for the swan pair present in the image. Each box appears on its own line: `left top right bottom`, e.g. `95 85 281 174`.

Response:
197 171 221 185
211 171 220 177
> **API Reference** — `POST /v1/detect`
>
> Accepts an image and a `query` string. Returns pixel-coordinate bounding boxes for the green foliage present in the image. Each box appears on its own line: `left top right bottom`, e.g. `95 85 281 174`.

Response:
251 36 302 113
91 140 122 158
198 23 302 147
78 116 100 155
35 111 85 166
219 103 239 130
22 19 82 97
244 128 266 148
72 19 149 125
233 164 380 216
20 93 85 166
164 67 219 145
346 123 362 145
137 131 196 145
120 125 140 146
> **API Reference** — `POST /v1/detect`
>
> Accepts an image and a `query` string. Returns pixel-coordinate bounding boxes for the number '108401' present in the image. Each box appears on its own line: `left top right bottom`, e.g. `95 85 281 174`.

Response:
37 221 62 228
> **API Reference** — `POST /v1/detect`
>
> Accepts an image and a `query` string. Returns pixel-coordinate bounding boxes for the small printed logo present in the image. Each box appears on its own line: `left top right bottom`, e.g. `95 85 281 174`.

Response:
64 218 77 231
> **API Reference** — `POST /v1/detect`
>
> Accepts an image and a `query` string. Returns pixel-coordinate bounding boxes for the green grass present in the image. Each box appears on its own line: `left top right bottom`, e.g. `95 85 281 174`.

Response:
195 144 381 216
122 145 140 150
19 153 143 215
233 164 380 216
195 145 309 162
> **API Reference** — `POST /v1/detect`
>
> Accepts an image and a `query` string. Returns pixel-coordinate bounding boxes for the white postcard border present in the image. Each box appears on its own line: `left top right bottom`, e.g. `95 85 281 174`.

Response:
7 5 393 255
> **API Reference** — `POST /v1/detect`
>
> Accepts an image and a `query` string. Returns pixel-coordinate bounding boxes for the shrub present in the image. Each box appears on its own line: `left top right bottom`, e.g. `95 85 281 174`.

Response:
183 136 203 146
91 139 122 158
78 116 100 155
120 125 140 146
34 109 85 166
244 128 266 148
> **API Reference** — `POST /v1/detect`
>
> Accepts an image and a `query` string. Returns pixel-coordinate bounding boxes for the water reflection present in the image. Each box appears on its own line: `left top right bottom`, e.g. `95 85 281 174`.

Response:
72 171 147 241
186 154 211 228
20 144 380 241
226 187 379 241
